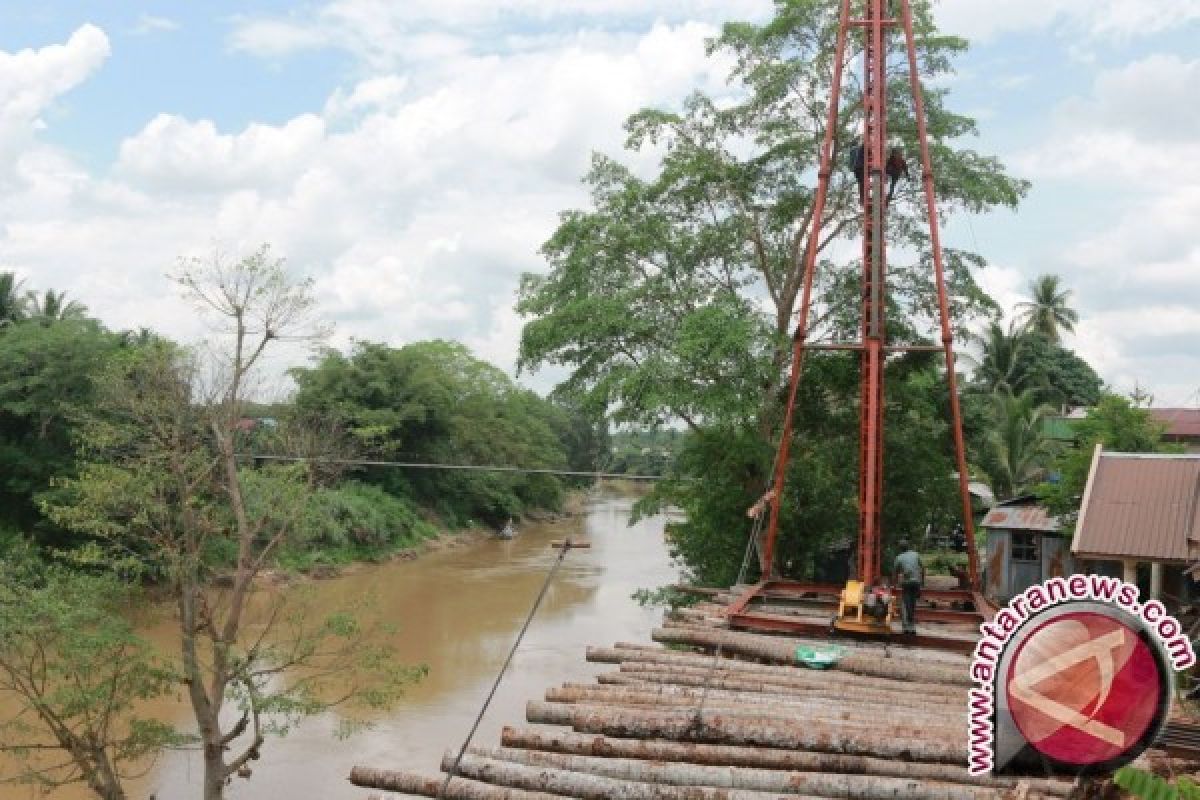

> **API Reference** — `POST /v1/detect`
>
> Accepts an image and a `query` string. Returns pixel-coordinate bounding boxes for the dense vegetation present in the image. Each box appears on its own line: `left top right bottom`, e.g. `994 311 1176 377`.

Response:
0 295 604 567
289 340 606 528
519 0 1030 586
0 259 607 800
517 0 1162 588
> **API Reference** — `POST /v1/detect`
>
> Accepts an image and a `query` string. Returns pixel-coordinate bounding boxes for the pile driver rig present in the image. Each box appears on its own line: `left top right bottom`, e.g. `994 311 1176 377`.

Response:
721 0 989 651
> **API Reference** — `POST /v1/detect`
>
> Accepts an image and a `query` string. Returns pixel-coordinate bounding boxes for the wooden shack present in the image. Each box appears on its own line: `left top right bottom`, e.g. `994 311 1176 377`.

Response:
981 495 1071 603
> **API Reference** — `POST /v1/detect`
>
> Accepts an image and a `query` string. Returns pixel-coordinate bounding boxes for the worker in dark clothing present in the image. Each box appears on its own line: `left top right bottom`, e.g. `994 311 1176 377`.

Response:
849 140 865 204
885 145 909 204
892 539 924 634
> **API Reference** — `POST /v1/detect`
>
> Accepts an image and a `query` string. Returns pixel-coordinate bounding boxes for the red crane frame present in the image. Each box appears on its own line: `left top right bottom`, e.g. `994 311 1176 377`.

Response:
725 0 988 647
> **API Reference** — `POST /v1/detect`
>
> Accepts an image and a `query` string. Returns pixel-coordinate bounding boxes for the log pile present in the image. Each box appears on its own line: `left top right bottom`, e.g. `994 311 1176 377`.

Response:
350 591 1071 799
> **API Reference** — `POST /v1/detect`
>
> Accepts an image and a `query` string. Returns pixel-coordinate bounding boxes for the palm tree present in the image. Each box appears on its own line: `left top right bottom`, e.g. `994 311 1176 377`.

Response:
0 272 28 326
984 388 1058 500
967 321 1032 395
1016 274 1079 343
26 289 87 322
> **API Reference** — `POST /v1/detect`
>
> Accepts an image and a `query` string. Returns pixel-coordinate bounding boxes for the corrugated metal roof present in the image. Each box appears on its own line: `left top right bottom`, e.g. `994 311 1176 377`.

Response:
1073 452 1200 562
981 503 1060 532
1149 408 1200 438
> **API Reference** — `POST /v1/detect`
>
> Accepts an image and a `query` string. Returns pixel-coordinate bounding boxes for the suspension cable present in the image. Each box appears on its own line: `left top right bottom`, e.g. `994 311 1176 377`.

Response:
238 453 666 481
439 540 577 797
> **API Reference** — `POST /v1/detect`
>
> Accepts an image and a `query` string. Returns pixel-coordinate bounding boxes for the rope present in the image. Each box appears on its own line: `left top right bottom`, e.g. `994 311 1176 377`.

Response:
238 453 666 481
438 540 576 797
687 514 762 732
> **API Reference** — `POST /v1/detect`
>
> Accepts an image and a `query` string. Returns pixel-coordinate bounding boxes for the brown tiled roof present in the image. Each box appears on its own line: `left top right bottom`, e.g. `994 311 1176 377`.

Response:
1149 408 1200 438
1072 450 1200 562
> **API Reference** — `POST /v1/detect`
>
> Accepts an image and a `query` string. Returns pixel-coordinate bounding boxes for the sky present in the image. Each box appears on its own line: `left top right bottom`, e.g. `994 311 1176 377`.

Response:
1 0 1197 407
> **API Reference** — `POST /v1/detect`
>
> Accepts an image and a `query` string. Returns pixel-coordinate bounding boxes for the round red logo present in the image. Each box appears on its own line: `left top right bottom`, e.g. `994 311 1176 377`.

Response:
1005 610 1164 767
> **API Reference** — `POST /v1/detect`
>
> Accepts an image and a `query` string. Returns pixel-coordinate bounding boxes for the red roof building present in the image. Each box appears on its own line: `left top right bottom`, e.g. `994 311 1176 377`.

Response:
1072 447 1200 602
1148 408 1200 452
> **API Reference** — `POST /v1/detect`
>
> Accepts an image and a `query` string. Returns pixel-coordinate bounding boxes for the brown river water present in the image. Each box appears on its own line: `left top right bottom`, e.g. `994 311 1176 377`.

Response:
1 486 679 800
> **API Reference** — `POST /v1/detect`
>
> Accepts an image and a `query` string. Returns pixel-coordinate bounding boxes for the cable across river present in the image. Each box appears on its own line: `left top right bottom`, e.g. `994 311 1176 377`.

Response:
237 453 666 481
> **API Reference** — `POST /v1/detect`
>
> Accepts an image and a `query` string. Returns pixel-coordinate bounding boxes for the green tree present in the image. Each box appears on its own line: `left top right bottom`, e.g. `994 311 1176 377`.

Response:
292 340 570 526
0 557 182 800
26 289 88 322
47 248 422 800
966 321 1032 396
979 388 1057 501
519 0 1027 579
1017 333 1102 409
0 272 27 326
0 318 125 541
1038 394 1172 520
1016 273 1078 343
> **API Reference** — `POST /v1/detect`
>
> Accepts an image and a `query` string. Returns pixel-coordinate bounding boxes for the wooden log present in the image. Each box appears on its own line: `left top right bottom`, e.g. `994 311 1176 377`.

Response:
556 679 952 714
660 621 980 664
525 702 965 763
591 644 970 695
662 621 975 668
499 728 1072 796
614 668 964 708
596 670 963 710
618 658 961 691
589 645 967 699
613 641 666 649
538 692 967 735
610 661 966 703
543 685 965 724
440 752 828 800
464 745 1003 800
651 627 972 685
348 767 561 799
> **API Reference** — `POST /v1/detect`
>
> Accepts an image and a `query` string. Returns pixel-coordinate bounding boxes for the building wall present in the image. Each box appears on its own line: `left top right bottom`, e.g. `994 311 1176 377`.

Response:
984 529 1075 604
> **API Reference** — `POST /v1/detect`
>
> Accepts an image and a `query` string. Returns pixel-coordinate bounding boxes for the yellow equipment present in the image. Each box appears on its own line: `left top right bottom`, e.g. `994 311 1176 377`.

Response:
833 580 896 635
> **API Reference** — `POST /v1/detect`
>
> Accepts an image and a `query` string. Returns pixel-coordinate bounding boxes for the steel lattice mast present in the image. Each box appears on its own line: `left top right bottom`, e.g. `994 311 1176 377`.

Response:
757 0 979 588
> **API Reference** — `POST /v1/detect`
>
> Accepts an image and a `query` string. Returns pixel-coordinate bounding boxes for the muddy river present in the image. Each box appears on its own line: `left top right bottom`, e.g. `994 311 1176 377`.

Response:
2 486 679 799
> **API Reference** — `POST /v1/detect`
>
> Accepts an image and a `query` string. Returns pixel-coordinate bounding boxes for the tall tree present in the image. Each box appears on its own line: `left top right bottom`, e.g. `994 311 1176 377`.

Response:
48 248 421 800
980 388 1057 501
26 289 88 322
518 0 1028 580
0 318 123 540
1016 273 1078 343
291 340 571 526
0 272 27 326
967 321 1032 396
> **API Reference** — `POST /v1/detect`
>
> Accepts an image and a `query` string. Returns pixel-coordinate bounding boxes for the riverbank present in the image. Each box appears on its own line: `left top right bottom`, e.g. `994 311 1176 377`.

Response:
4 484 676 800
269 487 594 582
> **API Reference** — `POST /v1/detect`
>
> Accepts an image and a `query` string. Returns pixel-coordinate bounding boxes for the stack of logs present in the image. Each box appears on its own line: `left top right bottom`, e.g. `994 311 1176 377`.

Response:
351 614 1070 798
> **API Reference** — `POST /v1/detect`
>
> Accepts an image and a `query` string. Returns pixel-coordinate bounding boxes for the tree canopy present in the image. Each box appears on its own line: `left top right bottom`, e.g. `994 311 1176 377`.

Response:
519 0 1029 580
291 339 581 526
1038 394 1174 520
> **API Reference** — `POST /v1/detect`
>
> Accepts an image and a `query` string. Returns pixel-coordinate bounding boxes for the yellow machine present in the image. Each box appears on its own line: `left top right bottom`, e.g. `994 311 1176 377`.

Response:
833 580 896 635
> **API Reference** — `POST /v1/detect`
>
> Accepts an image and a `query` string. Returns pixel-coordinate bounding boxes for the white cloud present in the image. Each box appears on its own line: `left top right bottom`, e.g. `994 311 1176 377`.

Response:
0 24 110 159
116 113 327 191
1 20 733 392
228 0 771 68
131 14 180 35
1012 52 1200 402
935 0 1200 42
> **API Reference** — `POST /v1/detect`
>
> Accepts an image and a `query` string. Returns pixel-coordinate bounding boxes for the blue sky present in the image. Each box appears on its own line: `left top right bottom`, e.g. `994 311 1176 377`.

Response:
1 0 1197 406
